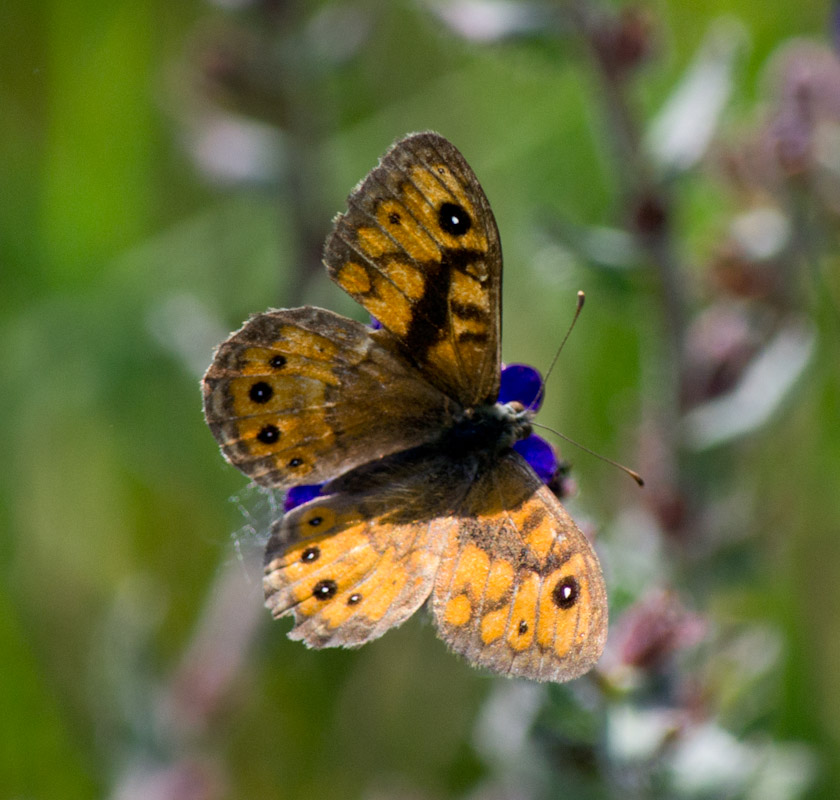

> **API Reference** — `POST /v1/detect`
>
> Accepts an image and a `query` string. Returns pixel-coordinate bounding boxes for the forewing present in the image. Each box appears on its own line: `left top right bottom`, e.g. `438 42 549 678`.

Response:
203 306 452 488
431 452 608 683
325 132 502 407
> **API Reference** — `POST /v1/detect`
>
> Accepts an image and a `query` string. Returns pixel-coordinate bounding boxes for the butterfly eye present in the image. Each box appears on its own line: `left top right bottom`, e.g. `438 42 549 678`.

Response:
438 202 472 236
552 576 579 610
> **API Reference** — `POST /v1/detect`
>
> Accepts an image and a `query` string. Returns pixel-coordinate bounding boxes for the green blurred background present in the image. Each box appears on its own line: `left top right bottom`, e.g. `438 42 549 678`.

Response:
3 1 840 798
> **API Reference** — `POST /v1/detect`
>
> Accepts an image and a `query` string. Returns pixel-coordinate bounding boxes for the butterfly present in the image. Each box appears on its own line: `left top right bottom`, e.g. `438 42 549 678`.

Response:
202 132 607 682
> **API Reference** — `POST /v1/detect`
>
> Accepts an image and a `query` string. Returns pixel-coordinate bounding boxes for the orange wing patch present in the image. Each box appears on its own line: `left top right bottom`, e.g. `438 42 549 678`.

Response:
264 493 447 648
203 306 452 488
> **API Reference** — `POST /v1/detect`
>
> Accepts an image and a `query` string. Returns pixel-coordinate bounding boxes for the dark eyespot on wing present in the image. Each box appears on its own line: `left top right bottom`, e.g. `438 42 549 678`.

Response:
249 381 273 403
438 202 472 236
301 546 320 563
552 576 579 610
313 579 338 600
257 425 280 444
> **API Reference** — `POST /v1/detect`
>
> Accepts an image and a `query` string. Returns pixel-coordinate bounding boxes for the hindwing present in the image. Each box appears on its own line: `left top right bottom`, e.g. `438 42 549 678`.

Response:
431 452 608 683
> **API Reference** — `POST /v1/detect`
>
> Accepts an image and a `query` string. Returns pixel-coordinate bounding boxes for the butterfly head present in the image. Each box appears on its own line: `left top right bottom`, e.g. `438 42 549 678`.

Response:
497 365 562 486
494 399 534 448
445 399 533 461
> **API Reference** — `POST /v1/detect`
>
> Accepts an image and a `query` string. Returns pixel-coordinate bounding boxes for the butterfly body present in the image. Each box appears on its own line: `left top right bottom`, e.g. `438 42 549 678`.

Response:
203 132 607 682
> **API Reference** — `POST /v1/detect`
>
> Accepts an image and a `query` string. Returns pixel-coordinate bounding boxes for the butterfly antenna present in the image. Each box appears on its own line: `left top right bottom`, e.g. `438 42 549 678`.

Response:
529 291 586 412
532 421 645 486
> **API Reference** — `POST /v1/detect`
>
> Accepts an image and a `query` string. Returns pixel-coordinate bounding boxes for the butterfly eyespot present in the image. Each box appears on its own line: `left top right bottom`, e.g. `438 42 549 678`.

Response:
388 211 401 225
518 620 528 635
438 202 472 236
347 593 362 605
313 579 337 600
301 546 320 563
436 166 446 174
257 424 280 444
249 381 273 404
307 515 323 527
268 355 286 369
552 576 579 610
288 457 303 468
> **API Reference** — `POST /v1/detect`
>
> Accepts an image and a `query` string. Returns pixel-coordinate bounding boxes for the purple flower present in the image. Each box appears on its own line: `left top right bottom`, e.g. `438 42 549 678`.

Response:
283 362 560 511
498 363 543 411
500 363 558 485
283 483 323 512
512 431 558 484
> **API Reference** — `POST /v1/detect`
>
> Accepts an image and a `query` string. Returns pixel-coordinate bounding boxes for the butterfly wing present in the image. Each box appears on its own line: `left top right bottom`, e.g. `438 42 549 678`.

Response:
266 444 607 680
203 306 453 488
263 445 465 647
431 451 608 682
325 132 502 408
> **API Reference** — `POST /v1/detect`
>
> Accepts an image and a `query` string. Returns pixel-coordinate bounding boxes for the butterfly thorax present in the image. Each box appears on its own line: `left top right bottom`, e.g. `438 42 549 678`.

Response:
442 401 532 461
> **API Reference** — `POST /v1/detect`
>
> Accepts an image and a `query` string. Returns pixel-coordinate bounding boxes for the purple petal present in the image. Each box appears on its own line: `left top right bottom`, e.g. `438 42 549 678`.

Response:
499 363 543 410
284 483 324 512
513 434 558 484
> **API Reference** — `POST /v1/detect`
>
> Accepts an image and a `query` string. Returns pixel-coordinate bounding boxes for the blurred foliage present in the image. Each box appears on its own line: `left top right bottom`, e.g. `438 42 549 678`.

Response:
2 1 840 798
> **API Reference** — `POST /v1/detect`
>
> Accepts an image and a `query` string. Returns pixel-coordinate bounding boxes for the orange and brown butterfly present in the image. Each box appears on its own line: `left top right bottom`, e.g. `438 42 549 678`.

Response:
202 132 607 682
